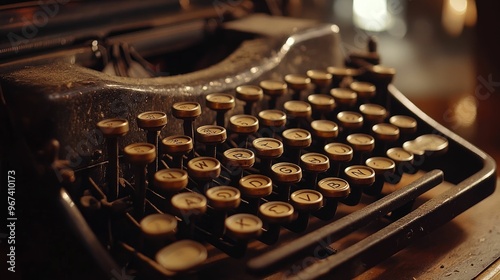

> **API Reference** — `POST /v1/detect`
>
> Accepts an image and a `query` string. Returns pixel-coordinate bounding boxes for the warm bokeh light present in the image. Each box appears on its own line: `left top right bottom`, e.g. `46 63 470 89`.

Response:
442 0 477 36
353 0 390 32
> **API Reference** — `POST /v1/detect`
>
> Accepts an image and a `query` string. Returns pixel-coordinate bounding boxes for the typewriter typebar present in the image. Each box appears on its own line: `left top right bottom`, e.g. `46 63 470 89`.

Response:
0 7 497 280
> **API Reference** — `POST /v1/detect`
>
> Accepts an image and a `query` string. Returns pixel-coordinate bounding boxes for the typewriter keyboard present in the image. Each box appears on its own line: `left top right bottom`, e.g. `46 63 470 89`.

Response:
70 54 463 279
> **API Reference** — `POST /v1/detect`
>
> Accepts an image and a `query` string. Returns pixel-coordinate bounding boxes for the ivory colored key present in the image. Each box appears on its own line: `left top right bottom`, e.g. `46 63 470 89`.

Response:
343 165 375 206
140 213 177 241
324 142 353 177
307 94 335 119
282 128 312 164
350 81 376 101
252 138 284 175
137 111 168 184
359 103 387 125
330 88 357 109
390 115 417 143
97 118 129 201
225 213 263 240
155 240 207 272
260 80 287 109
284 100 312 128
327 66 361 88
258 201 295 244
172 102 201 156
223 148 255 181
288 189 323 232
347 133 375 164
236 85 263 115
228 114 259 148
187 157 221 191
206 186 241 237
372 123 400 155
171 192 207 238
124 143 156 217
300 153 330 188
337 111 363 141
258 110 286 137
206 93 235 127
285 74 311 100
154 168 188 194
403 134 449 157
311 120 339 146
196 125 227 158
364 157 396 196
307 69 332 93
271 162 302 202
161 135 193 168
387 147 415 182
315 177 350 220
239 174 273 214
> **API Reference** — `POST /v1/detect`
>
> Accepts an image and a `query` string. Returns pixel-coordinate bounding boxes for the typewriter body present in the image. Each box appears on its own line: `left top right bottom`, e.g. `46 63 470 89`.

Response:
0 1 497 279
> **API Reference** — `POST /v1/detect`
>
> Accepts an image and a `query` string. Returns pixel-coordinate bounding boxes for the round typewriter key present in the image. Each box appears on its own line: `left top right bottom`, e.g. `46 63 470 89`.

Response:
156 240 207 272
308 94 335 118
154 168 188 193
347 133 375 153
161 135 193 168
282 128 312 164
259 201 295 224
206 186 241 210
258 109 287 128
223 148 255 169
337 111 363 130
252 138 284 175
343 165 375 206
137 111 168 183
300 152 330 188
372 123 400 142
359 103 387 124
271 162 302 202
239 174 273 198
236 85 263 115
330 88 357 108
390 115 417 134
289 189 323 232
206 93 235 126
307 69 332 93
290 189 323 211
187 157 221 191
365 157 396 196
228 114 259 134
285 74 311 100
284 100 312 119
311 120 339 140
315 177 350 220
260 80 287 109
124 143 156 217
172 102 202 119
350 81 376 100
171 192 207 216
387 147 415 181
141 213 177 240
225 213 263 240
403 134 448 156
324 143 353 163
97 118 130 137
137 111 168 130
327 66 361 88
97 118 129 201
368 64 396 84
196 125 227 157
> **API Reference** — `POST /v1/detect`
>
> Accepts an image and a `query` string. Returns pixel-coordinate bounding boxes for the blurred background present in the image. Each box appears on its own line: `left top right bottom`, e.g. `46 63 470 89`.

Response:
278 0 500 172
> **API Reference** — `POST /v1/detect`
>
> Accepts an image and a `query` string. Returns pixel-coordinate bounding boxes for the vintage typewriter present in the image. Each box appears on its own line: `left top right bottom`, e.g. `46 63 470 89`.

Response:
0 1 497 279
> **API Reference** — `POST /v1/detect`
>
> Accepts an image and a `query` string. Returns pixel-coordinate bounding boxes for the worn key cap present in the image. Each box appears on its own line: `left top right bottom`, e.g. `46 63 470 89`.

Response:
311 120 339 147
258 109 286 138
137 111 168 185
206 186 241 237
337 111 363 140
284 100 312 128
140 213 177 242
223 148 255 183
285 74 311 100
97 118 129 201
307 69 332 93
156 240 207 273
330 88 357 110
324 142 353 177
236 85 263 115
161 135 193 168
347 133 375 164
288 189 323 232
154 168 188 194
196 125 227 158
360 103 387 126
343 165 375 206
239 174 273 214
187 157 221 192
271 162 302 202
386 147 415 182
390 115 417 144
350 81 376 102
282 128 312 164
124 143 156 217
225 213 263 240
260 80 287 109
206 93 235 127
259 201 295 244
228 114 259 148
308 94 335 119
364 157 396 196
300 152 330 188
172 102 201 157
252 138 284 176
372 123 400 155
315 177 350 220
